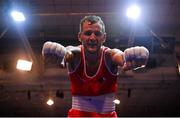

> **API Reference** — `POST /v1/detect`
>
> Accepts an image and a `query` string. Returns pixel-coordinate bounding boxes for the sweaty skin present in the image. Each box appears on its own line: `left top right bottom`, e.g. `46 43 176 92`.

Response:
42 15 149 117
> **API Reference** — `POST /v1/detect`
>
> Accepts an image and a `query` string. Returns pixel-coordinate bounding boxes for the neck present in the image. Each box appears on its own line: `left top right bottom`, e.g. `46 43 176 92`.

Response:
84 47 102 64
83 46 103 76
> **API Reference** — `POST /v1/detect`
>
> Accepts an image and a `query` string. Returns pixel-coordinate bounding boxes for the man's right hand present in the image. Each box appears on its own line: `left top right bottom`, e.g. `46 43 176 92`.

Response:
42 41 67 57
42 41 67 67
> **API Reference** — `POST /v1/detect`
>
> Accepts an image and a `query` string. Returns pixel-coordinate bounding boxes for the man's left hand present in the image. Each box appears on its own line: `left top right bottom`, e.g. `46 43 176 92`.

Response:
122 46 149 71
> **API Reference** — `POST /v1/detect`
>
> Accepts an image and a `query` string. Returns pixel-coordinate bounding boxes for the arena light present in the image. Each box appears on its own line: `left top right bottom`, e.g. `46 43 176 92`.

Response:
126 4 141 20
133 65 146 71
10 10 26 22
16 59 32 71
46 98 54 106
113 99 120 105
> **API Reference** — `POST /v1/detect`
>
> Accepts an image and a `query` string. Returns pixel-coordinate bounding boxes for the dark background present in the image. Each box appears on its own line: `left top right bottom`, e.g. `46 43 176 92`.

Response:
0 0 180 117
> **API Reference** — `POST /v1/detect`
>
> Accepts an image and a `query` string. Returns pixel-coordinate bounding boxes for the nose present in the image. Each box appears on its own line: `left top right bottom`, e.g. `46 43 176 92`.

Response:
89 32 96 40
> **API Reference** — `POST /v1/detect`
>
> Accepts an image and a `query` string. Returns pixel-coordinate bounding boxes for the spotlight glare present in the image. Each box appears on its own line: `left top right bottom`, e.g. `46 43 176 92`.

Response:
126 4 141 20
10 10 26 22
113 99 120 104
46 99 54 106
133 65 146 70
16 59 32 71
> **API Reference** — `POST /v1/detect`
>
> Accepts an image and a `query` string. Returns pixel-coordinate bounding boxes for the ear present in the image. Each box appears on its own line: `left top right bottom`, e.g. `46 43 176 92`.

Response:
78 32 82 42
102 33 106 43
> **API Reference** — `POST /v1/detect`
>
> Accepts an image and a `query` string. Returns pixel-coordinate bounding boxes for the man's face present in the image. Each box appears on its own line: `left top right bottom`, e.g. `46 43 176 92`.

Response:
78 21 106 53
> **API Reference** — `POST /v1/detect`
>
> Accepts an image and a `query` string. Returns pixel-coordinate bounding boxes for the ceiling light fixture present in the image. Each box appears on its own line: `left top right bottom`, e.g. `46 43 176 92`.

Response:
16 59 32 71
126 4 141 20
46 98 54 106
10 10 26 22
113 99 120 105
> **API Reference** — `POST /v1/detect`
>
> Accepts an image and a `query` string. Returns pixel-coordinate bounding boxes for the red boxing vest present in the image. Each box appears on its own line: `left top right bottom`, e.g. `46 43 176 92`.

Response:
68 45 118 96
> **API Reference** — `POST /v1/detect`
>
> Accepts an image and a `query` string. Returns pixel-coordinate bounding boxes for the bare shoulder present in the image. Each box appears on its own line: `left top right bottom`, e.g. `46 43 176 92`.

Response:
65 45 81 60
65 45 81 70
104 48 116 65
105 48 124 66
105 48 123 57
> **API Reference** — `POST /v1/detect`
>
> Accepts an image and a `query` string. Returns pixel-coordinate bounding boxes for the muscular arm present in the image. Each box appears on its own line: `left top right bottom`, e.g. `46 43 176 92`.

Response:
42 41 80 68
109 48 125 67
42 41 67 68
123 46 149 71
109 46 149 71
64 45 81 69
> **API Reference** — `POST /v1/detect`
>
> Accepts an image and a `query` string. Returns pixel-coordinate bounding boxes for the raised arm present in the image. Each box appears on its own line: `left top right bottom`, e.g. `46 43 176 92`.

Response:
110 46 149 71
42 41 81 68
123 46 149 71
42 41 67 68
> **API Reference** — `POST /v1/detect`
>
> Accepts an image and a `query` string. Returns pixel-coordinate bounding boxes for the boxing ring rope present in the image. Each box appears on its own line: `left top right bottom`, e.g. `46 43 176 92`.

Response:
0 26 9 39
32 12 120 16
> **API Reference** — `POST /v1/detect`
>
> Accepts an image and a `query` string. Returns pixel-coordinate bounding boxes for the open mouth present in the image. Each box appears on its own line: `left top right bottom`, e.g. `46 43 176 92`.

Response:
87 40 98 46
86 43 98 52
89 43 97 46
87 43 98 48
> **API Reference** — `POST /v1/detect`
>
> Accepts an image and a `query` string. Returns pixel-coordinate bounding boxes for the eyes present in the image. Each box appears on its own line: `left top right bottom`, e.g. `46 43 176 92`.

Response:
83 30 103 37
